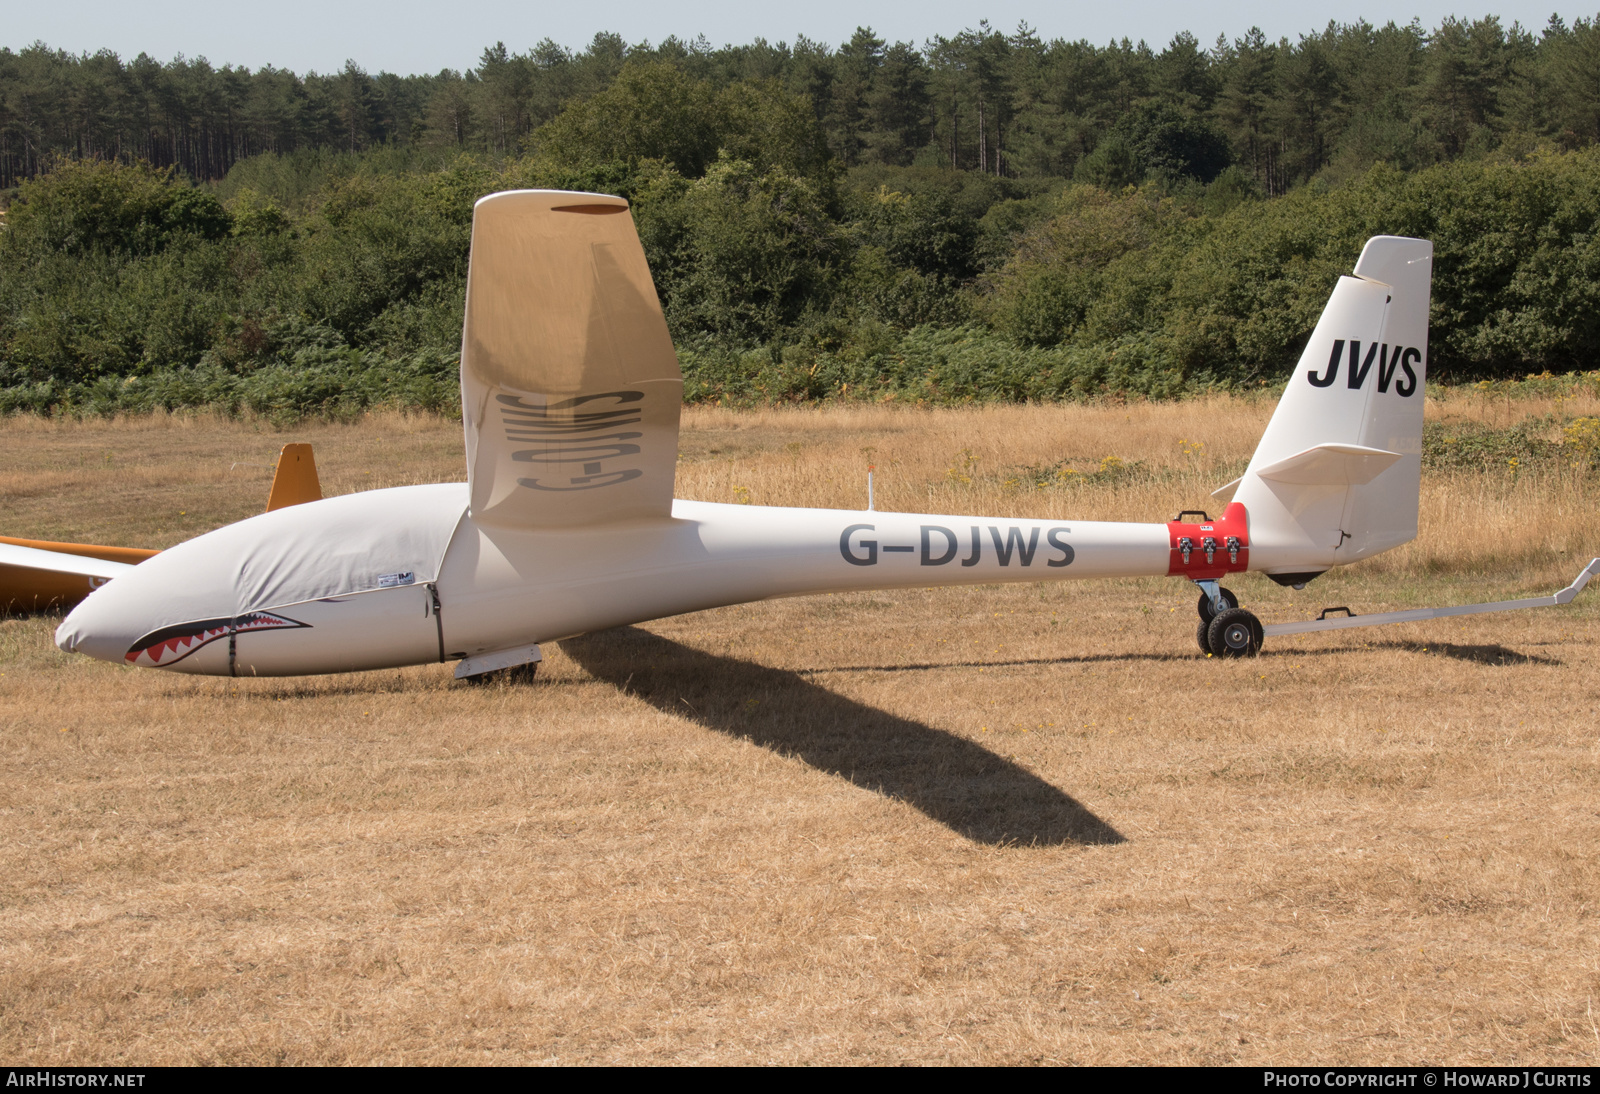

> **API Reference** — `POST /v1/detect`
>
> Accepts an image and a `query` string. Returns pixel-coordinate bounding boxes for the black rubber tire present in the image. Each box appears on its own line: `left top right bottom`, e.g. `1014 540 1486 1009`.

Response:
1196 619 1213 654
1196 586 1239 623
1207 608 1264 658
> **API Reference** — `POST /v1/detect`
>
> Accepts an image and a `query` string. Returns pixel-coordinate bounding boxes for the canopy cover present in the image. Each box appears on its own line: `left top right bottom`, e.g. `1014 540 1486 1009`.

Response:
72 484 468 635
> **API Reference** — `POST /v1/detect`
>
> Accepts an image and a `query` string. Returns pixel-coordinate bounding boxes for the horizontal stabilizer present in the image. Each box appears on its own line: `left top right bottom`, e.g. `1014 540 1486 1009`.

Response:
1211 476 1243 502
1255 443 1403 486
0 542 136 580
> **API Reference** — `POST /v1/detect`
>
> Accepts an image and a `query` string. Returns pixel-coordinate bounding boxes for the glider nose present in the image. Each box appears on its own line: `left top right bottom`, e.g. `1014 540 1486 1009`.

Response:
56 565 239 675
56 588 142 665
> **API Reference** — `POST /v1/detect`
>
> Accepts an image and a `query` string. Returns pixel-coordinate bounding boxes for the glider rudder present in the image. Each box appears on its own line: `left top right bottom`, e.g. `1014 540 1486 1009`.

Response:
266 443 323 511
1227 236 1433 584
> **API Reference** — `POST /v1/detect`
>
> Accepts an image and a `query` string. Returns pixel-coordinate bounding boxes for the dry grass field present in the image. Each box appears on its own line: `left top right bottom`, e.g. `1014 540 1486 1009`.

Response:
1 392 1598 1065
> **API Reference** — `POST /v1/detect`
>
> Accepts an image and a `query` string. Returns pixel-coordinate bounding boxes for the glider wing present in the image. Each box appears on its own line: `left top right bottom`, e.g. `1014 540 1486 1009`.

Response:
1 541 137 612
0 542 135 580
460 190 683 530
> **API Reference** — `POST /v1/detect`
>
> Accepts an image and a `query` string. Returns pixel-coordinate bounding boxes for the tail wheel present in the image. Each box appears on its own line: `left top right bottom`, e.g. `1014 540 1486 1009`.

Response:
1196 586 1239 623
1206 608 1264 657
1195 620 1213 654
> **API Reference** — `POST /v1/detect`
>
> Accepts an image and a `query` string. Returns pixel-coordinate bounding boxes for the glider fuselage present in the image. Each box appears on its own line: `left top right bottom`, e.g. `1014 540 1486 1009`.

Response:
56 485 1191 677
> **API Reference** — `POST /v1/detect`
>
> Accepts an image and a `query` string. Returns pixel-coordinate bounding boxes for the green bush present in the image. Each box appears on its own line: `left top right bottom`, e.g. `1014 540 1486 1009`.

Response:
639 156 847 343
531 62 834 183
5 159 231 255
11 141 1600 419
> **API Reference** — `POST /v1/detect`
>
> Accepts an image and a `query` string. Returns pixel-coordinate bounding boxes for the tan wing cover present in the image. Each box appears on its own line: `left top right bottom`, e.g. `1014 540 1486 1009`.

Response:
460 190 683 529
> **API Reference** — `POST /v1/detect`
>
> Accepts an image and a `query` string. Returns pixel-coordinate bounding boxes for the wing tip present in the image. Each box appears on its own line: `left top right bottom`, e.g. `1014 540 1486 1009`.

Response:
474 189 629 214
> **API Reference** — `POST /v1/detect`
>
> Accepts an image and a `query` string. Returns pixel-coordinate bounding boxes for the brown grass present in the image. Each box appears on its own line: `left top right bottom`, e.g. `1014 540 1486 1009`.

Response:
2 398 1598 1064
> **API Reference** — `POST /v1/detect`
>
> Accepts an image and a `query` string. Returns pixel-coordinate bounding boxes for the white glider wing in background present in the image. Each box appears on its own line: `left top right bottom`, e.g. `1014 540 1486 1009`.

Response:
0 542 134 583
461 191 683 529
2 442 324 614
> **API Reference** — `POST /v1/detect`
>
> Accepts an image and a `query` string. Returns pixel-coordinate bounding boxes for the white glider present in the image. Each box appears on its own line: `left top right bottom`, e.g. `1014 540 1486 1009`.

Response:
47 191 1591 678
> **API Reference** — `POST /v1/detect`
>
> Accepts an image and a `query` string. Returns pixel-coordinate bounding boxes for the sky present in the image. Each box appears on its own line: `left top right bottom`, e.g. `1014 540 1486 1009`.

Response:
5 0 1593 75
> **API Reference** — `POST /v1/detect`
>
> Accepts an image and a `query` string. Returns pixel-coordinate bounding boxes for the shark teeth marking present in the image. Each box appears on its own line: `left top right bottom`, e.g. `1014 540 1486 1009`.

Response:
126 611 309 667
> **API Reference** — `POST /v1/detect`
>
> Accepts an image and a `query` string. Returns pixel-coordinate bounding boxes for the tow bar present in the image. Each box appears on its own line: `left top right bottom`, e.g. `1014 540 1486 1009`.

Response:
1262 558 1600 638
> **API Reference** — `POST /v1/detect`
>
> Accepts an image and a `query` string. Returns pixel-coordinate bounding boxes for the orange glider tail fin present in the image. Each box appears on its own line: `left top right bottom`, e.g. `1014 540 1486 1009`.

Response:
266 444 322 512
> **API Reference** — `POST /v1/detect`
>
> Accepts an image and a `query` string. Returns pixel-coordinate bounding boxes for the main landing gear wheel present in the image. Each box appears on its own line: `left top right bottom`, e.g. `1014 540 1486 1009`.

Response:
1196 586 1239 623
1206 607 1264 658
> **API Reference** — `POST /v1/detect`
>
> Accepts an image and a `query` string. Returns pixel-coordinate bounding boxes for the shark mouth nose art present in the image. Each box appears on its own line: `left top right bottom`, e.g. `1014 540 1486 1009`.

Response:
126 611 309 668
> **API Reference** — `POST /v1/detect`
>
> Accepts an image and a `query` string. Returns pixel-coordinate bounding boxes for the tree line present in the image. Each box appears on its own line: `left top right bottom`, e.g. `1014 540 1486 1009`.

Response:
8 139 1600 418
9 14 1600 193
9 16 1600 417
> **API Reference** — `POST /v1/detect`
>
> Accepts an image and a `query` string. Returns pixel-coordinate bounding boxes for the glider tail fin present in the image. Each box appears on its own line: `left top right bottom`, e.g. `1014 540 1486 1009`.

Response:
266 443 322 512
1227 236 1433 583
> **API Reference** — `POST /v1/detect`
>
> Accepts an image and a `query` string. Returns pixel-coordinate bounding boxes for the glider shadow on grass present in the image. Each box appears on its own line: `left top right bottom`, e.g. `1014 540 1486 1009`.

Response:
562 627 1123 848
